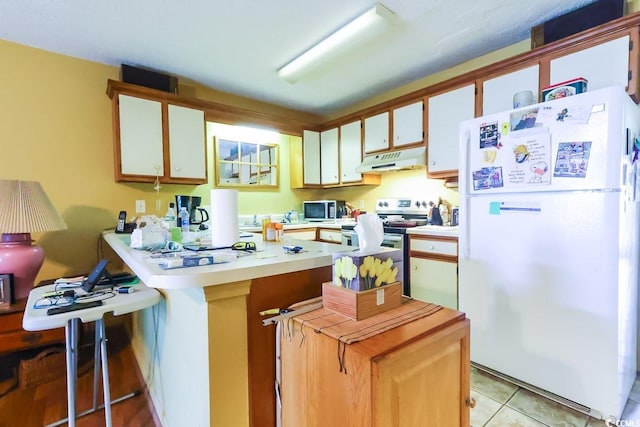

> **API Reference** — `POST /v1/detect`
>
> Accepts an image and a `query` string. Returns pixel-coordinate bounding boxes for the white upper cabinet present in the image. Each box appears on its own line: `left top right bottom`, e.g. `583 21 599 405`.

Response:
118 94 164 177
168 104 206 180
303 130 321 185
320 128 339 185
427 84 475 174
114 90 207 184
550 35 630 91
482 65 540 116
364 111 389 153
392 101 423 147
339 121 362 183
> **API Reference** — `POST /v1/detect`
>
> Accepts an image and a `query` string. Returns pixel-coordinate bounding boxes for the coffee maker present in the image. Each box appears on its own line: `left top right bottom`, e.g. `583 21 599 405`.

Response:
175 195 210 229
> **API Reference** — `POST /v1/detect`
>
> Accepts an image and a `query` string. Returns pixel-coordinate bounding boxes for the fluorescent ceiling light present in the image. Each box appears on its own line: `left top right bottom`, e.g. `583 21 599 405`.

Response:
277 3 396 83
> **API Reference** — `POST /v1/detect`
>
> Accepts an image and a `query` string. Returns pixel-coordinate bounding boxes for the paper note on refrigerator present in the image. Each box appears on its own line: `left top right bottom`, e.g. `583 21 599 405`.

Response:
502 132 552 186
553 141 592 178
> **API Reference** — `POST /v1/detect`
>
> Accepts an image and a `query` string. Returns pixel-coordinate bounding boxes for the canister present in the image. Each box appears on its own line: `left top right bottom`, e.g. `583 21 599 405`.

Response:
451 206 459 226
262 218 271 240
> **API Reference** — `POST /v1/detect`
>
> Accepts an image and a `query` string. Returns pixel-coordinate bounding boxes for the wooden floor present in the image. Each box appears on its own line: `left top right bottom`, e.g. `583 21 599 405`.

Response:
0 323 159 427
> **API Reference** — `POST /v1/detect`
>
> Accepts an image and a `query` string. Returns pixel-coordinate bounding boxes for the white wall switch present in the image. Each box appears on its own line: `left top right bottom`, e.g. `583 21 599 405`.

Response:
136 200 146 213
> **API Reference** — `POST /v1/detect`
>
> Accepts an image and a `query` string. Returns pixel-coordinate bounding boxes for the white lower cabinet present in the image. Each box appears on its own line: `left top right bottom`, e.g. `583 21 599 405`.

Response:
409 235 458 309
284 228 316 240
317 228 342 244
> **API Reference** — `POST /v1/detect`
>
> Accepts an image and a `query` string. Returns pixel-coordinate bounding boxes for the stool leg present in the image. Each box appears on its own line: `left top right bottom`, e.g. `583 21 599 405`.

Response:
97 319 112 427
65 319 78 427
92 324 100 410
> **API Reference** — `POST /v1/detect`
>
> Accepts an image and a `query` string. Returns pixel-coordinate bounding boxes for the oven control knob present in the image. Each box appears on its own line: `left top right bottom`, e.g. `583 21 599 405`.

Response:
415 201 421 208
421 201 427 207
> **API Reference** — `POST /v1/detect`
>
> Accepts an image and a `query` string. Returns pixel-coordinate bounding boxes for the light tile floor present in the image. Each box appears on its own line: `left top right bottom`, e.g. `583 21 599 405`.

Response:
470 366 640 427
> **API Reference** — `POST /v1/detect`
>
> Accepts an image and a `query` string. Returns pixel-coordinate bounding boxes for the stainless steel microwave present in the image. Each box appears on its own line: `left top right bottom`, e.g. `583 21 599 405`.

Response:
303 200 345 221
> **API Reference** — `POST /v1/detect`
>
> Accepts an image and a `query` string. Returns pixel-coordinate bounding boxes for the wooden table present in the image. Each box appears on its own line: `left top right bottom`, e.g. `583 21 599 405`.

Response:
0 298 64 355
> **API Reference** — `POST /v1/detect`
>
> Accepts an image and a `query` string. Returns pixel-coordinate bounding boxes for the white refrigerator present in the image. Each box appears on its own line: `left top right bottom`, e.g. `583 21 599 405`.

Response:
459 86 640 420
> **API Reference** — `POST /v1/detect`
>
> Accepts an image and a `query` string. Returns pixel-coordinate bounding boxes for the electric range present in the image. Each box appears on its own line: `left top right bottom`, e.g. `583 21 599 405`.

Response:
341 198 436 296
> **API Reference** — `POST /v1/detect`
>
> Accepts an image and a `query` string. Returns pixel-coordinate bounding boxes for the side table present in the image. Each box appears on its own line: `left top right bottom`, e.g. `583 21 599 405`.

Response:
0 299 65 354
22 283 160 427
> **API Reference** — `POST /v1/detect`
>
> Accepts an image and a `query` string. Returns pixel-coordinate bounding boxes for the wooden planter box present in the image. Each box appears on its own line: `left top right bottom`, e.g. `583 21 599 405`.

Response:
322 281 401 321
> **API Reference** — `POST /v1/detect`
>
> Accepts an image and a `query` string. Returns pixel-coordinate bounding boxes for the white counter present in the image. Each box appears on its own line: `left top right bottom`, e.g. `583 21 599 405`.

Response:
102 231 355 290
406 225 459 238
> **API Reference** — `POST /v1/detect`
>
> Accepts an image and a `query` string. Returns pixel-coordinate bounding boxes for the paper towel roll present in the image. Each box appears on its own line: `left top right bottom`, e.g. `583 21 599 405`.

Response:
210 189 238 247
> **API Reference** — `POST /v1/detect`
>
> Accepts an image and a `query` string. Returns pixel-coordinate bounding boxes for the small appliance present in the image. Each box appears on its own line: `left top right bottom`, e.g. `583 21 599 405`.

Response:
302 200 345 221
175 195 210 228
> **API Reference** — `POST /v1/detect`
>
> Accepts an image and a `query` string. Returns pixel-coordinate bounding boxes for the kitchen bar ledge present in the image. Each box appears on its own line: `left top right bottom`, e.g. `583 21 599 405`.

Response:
100 231 368 427
102 231 354 289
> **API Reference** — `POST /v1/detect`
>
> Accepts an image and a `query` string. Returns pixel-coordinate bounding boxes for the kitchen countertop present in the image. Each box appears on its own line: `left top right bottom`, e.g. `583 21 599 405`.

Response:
103 231 359 289
406 225 459 238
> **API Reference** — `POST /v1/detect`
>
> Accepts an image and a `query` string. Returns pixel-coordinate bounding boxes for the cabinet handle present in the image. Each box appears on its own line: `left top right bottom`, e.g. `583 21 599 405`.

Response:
466 397 477 408
430 161 436 166
428 245 435 250
412 265 417 270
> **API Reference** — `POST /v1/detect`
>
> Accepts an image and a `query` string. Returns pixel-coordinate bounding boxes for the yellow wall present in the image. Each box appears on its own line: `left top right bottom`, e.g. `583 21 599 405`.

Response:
0 39 328 283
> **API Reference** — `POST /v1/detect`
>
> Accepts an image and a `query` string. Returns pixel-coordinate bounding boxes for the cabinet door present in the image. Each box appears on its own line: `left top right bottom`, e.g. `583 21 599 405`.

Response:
482 65 539 116
393 101 423 147
339 121 362 183
303 130 321 185
410 257 458 309
118 94 164 176
320 128 339 185
427 84 475 174
550 35 630 92
374 319 470 427
318 229 342 243
284 229 317 240
168 104 206 180
364 111 389 153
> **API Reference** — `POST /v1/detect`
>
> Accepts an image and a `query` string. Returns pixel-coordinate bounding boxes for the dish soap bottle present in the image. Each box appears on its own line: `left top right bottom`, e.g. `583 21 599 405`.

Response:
178 207 190 232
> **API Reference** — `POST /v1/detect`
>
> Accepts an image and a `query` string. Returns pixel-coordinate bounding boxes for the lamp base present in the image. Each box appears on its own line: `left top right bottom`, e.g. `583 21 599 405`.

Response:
0 233 44 301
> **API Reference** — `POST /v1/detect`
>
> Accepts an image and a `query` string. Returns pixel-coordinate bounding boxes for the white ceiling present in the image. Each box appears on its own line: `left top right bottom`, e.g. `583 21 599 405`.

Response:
0 0 594 116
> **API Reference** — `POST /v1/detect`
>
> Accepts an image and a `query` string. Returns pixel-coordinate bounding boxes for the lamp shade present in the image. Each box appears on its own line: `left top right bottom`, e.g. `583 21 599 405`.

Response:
0 180 67 233
0 180 67 300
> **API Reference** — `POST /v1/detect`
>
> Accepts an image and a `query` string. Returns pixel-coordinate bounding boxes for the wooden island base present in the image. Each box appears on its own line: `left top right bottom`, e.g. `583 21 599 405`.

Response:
281 301 471 427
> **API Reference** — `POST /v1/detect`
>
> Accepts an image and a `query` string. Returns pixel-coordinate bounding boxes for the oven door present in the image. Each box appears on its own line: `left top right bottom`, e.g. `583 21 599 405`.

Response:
381 233 403 249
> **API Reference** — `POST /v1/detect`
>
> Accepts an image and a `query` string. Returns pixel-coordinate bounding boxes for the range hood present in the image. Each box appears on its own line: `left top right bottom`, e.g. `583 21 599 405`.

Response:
356 146 426 173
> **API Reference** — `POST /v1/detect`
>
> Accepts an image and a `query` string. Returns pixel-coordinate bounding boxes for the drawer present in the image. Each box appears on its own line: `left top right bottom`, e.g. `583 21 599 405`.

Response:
0 328 65 354
318 229 342 243
0 311 23 334
284 229 317 240
410 238 457 256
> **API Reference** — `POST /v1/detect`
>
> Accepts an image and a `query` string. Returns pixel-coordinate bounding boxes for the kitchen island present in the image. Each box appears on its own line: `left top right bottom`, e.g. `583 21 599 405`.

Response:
102 231 361 427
